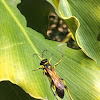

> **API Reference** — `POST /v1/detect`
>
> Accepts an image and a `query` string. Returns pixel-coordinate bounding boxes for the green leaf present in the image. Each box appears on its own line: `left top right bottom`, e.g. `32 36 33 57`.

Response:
0 0 100 100
70 0 100 67
47 0 100 67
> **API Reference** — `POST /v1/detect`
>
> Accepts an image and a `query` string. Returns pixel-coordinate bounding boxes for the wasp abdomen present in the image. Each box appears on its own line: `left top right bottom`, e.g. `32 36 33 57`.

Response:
57 87 64 98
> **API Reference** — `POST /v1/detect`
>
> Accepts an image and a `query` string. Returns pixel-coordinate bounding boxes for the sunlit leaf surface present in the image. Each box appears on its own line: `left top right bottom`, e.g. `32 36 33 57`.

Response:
0 0 100 100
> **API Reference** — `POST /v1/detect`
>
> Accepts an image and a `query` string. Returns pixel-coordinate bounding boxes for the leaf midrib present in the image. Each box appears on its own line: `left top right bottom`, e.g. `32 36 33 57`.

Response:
1 0 41 59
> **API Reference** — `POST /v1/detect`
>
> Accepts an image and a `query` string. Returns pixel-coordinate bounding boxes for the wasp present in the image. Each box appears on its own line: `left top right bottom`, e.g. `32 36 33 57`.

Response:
33 50 73 100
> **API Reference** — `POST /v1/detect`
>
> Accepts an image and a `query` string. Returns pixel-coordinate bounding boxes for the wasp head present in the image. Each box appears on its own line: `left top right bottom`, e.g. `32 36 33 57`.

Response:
40 59 48 65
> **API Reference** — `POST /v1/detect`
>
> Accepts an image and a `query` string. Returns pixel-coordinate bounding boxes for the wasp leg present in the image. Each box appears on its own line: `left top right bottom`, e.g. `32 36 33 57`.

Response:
32 65 43 71
49 54 53 63
43 69 47 78
63 80 73 100
52 85 59 100
53 55 63 69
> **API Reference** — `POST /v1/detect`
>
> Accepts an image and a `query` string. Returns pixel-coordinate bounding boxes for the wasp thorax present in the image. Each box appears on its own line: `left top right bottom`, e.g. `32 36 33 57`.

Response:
40 59 48 65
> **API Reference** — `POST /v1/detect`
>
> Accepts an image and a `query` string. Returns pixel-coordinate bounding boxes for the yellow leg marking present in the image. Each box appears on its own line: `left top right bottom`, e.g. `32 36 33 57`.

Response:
53 85 59 100
53 55 63 69
49 54 53 63
63 80 73 100
43 69 47 78
32 65 43 71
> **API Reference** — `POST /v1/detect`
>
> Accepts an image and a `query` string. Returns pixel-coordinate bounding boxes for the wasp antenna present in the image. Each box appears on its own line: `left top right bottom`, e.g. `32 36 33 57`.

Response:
33 53 37 57
33 53 42 59
42 49 47 58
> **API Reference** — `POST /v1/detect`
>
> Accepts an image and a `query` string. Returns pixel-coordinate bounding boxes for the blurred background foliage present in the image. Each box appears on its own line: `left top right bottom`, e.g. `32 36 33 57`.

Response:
17 0 79 49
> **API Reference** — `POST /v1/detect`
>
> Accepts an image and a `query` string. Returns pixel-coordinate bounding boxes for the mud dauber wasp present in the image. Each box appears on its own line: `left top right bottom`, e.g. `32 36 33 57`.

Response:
33 50 73 100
